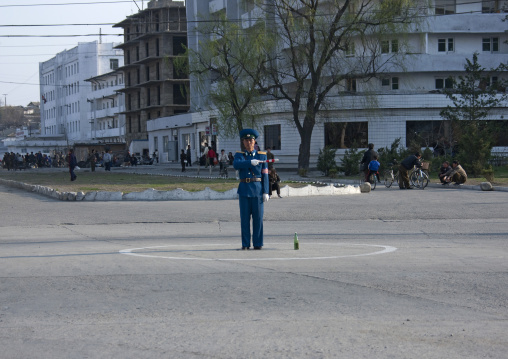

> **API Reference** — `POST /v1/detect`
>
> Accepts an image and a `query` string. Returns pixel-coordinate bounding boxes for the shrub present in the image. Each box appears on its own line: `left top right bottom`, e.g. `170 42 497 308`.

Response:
341 145 363 176
317 146 337 176
377 138 411 169
482 166 494 182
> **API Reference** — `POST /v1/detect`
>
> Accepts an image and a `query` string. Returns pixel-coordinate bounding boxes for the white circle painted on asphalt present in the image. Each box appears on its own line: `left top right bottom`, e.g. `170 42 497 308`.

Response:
119 243 397 261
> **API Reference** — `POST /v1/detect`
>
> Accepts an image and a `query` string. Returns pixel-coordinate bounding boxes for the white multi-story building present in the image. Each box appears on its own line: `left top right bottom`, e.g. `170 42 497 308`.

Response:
84 70 126 144
39 41 124 144
149 0 508 166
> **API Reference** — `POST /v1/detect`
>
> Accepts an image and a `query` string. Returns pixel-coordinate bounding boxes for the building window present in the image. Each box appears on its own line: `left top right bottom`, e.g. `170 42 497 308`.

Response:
435 77 453 89
173 84 187 105
391 77 399 90
482 37 499 52
381 39 398 54
325 122 368 149
435 0 455 14
110 59 119 70
346 78 357 92
382 77 399 90
264 124 281 150
482 0 502 13
438 38 454 52
345 42 355 57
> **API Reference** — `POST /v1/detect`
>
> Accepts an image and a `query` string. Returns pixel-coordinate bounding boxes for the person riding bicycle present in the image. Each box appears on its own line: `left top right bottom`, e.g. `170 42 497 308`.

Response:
360 143 378 182
367 155 381 183
219 149 229 174
399 152 422 190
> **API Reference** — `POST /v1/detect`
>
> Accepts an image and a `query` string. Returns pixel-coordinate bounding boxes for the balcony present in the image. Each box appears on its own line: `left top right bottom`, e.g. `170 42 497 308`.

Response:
95 127 125 139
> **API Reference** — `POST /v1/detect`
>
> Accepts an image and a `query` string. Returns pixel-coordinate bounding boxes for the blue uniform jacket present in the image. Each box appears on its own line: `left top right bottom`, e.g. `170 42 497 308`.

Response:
233 150 269 197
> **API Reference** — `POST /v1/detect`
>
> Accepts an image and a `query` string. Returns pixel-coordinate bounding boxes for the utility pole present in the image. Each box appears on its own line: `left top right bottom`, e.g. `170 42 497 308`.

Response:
2 94 6 107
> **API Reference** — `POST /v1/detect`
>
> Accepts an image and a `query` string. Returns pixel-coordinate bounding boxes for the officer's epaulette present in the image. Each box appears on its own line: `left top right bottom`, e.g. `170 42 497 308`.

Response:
258 151 266 155
236 151 243 153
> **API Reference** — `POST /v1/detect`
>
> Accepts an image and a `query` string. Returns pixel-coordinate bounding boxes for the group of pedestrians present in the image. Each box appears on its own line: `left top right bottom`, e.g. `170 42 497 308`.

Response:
2 151 67 170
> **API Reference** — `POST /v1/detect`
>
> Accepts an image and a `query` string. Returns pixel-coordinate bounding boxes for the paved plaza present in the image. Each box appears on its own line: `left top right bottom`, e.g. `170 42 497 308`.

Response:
0 181 507 358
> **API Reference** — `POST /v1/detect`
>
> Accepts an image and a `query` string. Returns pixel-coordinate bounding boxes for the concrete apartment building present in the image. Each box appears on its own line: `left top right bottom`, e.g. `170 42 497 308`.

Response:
176 0 507 167
84 70 126 145
113 0 189 150
39 41 124 145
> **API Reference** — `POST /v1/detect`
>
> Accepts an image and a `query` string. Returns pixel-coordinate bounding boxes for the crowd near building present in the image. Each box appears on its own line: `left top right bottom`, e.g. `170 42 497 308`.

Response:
3 0 507 167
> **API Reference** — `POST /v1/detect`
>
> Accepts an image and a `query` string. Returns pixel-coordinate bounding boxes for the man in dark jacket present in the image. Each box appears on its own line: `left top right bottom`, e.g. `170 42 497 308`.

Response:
399 152 422 189
68 149 77 181
360 143 377 181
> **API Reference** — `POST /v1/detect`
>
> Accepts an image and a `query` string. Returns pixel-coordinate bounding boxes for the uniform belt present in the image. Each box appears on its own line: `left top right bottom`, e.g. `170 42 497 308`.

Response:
239 178 262 183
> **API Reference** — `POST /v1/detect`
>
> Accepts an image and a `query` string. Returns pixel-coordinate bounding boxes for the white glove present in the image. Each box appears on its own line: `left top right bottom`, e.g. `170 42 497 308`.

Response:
263 193 269 202
251 159 260 166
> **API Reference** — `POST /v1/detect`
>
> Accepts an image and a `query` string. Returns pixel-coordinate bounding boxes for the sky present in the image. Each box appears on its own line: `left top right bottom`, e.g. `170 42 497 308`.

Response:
0 0 146 107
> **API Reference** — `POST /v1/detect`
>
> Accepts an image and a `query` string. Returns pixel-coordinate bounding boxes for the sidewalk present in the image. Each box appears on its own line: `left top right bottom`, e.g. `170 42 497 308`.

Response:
114 162 508 192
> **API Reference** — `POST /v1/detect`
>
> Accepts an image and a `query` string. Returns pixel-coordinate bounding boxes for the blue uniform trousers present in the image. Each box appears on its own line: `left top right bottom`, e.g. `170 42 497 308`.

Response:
239 195 264 248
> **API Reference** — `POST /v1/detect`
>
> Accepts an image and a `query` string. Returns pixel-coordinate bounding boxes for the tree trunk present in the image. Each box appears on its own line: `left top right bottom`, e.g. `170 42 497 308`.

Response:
297 117 315 170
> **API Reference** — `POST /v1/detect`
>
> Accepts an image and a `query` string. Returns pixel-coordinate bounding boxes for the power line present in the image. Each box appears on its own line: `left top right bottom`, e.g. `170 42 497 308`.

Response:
0 23 117 27
0 1 133 8
0 34 123 38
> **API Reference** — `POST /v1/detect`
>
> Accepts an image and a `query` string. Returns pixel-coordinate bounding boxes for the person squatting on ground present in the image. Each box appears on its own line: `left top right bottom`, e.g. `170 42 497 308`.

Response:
443 160 467 185
67 148 77 181
361 143 378 182
269 168 282 198
399 152 422 190
233 129 269 250
368 155 381 183
438 161 450 184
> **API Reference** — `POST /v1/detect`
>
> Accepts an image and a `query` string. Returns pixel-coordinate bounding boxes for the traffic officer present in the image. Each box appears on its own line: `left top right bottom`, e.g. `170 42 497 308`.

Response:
233 129 269 250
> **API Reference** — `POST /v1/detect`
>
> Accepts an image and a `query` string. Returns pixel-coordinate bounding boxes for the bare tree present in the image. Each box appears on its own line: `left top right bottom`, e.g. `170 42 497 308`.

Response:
176 11 273 140
249 0 427 170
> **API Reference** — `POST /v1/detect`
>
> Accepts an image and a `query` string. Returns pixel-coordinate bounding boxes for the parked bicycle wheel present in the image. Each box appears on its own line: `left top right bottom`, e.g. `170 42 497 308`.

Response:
383 170 394 188
410 169 429 189
368 173 377 190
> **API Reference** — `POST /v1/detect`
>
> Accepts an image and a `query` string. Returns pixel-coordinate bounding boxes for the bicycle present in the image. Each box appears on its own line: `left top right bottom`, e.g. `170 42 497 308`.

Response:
368 172 378 190
383 160 399 188
409 166 429 189
219 162 229 179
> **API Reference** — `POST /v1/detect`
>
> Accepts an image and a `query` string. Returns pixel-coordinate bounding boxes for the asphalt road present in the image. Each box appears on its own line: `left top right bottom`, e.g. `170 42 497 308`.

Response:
1 184 507 358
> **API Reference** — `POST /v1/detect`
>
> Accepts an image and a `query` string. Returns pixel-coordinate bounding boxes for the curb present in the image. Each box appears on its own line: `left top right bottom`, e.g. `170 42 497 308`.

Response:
0 178 360 201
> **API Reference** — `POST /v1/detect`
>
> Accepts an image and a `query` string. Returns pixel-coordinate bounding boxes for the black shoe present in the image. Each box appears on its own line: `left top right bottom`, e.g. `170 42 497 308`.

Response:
253 246 262 250
405 187 413 190
278 195 282 198
241 246 250 250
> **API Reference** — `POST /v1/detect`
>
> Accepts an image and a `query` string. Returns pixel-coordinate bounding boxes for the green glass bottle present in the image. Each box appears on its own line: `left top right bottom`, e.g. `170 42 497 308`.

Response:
294 232 299 250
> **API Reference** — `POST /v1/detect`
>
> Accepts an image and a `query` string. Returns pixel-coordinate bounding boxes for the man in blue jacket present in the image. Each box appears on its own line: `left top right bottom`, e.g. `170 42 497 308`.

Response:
233 129 270 250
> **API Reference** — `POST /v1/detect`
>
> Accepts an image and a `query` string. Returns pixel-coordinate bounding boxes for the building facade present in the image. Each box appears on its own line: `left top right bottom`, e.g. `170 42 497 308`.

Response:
113 0 189 146
172 0 507 168
84 70 126 145
39 41 124 144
